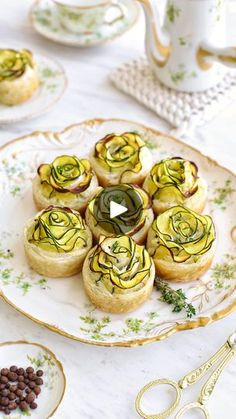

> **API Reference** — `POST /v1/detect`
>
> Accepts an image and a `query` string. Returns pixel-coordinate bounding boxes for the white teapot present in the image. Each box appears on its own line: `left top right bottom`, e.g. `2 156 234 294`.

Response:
138 0 236 92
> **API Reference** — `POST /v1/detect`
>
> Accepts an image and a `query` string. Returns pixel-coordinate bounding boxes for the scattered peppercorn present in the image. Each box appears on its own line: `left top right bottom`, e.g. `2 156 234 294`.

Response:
28 373 37 381
1 389 9 397
8 392 15 401
8 401 16 410
18 382 26 390
15 389 23 397
8 372 18 382
0 364 44 414
35 378 43 386
36 370 43 377
1 397 9 406
1 369 9 376
17 368 24 375
26 392 35 404
34 386 41 396
19 401 28 411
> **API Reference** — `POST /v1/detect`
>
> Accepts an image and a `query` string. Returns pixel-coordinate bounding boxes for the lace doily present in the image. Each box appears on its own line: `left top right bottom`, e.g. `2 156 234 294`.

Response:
110 57 236 136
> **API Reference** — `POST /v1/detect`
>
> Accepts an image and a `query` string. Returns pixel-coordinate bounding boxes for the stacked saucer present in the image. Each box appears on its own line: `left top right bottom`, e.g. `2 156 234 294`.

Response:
30 0 139 47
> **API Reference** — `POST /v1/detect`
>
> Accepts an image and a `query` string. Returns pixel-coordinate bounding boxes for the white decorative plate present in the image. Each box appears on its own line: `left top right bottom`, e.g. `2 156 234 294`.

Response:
30 0 139 47
0 341 66 418
0 118 236 347
0 55 67 125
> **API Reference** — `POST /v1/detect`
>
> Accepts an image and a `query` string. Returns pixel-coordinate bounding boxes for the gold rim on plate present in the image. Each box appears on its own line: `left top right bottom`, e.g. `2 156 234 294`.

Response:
0 118 235 348
0 340 66 417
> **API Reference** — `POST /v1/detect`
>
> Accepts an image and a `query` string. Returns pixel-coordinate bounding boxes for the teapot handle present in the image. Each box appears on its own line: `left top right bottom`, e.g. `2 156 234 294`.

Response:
197 43 236 70
137 0 171 66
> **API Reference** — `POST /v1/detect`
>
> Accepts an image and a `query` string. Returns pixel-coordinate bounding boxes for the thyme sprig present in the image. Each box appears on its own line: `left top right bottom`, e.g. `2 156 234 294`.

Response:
155 278 196 318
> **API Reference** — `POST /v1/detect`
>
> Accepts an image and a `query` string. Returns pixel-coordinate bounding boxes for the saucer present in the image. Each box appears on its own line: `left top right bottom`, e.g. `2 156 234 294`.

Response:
0 341 66 418
30 0 140 47
0 54 67 125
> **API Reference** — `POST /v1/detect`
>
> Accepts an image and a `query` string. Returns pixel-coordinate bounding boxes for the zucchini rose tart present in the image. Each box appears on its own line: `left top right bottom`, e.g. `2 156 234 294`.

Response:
33 155 98 212
82 235 155 313
24 206 92 278
85 183 154 244
0 49 39 105
143 157 207 214
147 206 216 282
90 132 152 186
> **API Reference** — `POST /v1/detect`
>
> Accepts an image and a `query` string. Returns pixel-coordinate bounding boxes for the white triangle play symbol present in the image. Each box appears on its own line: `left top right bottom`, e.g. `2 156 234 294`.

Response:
110 201 128 219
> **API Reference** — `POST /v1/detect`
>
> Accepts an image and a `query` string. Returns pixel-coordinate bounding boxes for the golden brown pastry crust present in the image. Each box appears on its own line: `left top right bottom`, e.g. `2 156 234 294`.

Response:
82 237 155 313
24 208 92 278
0 65 39 106
32 173 99 213
143 158 207 215
146 206 216 282
90 132 152 187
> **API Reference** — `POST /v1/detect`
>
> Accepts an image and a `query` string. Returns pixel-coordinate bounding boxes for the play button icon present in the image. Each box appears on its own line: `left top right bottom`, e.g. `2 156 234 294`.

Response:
92 184 144 235
110 201 128 219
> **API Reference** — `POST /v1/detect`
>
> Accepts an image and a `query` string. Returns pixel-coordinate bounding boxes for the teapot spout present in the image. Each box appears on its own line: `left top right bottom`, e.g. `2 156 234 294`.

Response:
197 43 236 70
138 0 171 67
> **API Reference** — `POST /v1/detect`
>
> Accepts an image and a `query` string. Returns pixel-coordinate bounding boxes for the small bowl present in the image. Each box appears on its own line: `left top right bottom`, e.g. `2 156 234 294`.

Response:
0 341 66 418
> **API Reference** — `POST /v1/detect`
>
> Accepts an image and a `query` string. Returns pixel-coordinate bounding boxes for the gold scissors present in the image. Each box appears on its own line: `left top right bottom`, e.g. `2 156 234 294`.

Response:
135 331 236 419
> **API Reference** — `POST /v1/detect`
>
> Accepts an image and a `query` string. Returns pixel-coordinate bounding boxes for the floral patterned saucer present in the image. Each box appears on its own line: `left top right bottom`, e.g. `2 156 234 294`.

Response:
0 55 67 125
30 0 139 47
0 118 236 347
0 341 66 418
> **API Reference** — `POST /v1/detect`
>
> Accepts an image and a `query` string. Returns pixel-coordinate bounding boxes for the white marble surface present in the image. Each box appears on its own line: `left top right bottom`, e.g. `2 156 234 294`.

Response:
0 1 236 418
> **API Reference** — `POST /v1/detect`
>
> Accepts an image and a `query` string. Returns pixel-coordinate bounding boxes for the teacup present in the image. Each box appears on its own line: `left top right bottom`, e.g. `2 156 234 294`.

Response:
53 0 125 34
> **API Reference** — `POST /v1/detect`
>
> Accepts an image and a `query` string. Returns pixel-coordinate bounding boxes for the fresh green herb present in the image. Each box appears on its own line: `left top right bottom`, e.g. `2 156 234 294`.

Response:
155 278 196 318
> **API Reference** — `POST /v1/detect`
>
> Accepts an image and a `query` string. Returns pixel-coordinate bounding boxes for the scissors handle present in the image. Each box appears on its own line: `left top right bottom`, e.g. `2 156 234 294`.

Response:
175 402 210 419
135 332 236 419
135 379 181 419
198 347 236 405
178 341 229 389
